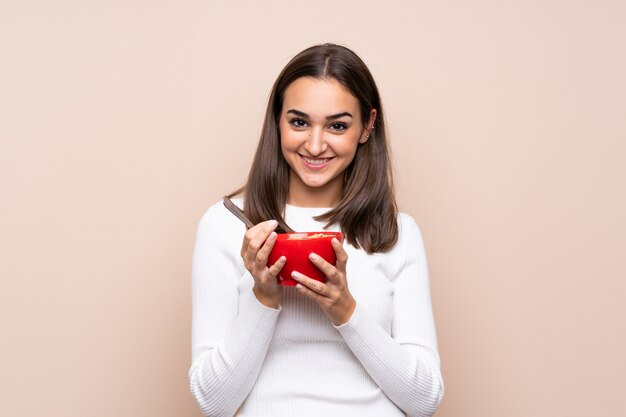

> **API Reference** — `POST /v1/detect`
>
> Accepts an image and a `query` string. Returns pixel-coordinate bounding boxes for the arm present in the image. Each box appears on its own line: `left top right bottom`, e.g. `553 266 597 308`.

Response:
335 216 444 417
188 203 281 417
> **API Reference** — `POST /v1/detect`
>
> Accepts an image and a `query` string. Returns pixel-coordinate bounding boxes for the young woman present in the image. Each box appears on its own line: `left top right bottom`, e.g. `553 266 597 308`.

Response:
189 44 444 417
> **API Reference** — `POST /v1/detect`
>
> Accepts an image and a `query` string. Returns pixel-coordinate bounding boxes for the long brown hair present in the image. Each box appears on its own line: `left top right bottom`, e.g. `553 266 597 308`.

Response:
231 43 398 253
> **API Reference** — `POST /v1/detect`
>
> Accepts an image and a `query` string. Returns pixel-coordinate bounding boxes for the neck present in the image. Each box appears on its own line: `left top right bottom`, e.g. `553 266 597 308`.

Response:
287 176 342 208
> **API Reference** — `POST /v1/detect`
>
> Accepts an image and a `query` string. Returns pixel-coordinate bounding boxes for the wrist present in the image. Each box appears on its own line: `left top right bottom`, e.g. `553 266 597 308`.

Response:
253 286 281 309
332 298 356 326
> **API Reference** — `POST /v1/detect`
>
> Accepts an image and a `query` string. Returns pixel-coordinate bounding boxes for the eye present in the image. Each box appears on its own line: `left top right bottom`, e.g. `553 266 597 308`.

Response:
288 118 308 129
329 122 348 131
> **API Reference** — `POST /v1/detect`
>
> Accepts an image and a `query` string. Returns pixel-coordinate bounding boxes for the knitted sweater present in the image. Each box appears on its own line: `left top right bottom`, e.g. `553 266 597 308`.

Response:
189 199 444 417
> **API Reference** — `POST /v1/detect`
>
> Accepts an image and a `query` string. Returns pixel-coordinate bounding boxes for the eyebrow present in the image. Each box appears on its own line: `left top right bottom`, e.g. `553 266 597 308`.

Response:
286 109 353 120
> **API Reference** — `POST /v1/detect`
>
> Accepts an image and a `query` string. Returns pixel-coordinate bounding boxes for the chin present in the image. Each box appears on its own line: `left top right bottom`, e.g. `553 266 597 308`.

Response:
301 179 329 189
299 173 334 187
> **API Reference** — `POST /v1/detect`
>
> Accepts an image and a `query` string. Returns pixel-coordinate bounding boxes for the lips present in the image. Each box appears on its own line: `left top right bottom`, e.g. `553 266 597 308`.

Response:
299 154 334 170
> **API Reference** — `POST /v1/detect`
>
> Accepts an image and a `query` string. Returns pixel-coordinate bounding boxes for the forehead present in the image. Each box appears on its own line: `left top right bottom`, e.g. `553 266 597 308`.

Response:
282 77 360 117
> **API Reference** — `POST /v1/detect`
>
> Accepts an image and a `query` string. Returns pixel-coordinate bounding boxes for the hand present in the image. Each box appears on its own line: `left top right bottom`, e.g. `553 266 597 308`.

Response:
291 237 355 325
240 220 285 309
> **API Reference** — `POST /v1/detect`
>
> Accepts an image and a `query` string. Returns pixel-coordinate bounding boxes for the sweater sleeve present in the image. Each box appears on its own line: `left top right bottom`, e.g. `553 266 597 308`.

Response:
188 202 281 417
335 215 444 417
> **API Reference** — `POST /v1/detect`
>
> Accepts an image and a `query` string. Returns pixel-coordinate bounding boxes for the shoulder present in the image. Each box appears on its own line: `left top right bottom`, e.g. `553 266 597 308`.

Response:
351 212 426 282
196 196 246 237
193 198 247 276
363 212 425 257
396 212 425 245
390 212 427 265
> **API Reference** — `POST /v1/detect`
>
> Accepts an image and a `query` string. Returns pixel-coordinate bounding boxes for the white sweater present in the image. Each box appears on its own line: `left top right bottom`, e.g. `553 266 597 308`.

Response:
189 199 444 417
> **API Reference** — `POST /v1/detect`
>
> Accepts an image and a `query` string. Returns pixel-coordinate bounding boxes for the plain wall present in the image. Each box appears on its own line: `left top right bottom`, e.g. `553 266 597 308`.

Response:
1 1 624 416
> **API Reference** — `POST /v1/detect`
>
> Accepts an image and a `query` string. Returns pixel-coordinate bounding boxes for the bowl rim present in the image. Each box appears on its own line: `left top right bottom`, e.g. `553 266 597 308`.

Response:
275 231 343 241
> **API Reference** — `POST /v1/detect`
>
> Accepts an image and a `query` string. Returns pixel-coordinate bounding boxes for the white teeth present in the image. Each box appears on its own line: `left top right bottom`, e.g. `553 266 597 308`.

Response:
303 157 329 165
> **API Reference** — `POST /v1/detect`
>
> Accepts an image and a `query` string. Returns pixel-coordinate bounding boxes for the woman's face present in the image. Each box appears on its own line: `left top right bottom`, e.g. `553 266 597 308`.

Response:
279 76 375 207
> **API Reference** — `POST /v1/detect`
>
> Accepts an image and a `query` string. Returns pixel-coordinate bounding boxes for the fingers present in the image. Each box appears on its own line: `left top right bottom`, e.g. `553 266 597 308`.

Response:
292 238 354 325
255 231 278 268
295 280 324 303
292 271 327 293
241 220 278 269
249 221 278 252
292 271 327 303
307 252 336 281
267 256 286 280
332 237 348 272
292 269 356 325
307 238 348 284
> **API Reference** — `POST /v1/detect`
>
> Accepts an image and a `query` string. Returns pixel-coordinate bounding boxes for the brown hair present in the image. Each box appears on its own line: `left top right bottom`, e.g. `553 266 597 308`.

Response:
231 43 398 253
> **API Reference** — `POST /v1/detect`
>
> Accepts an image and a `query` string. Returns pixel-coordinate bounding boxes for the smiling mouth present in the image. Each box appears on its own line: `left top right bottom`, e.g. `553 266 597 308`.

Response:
298 154 335 168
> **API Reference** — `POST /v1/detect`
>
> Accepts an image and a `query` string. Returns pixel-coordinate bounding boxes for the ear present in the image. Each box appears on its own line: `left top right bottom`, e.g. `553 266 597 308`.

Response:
359 109 378 144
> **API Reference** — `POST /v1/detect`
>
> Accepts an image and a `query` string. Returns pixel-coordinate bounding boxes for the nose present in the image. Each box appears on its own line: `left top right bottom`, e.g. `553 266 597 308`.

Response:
304 127 327 156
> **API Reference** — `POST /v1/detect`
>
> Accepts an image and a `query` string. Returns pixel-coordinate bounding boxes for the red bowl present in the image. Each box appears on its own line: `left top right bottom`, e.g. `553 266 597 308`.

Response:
267 232 343 286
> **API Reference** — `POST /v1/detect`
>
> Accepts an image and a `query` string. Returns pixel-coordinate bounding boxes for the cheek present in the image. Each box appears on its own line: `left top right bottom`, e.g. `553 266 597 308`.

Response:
279 130 298 163
280 129 306 152
280 132 293 153
331 135 361 156
278 124 290 152
280 140 291 161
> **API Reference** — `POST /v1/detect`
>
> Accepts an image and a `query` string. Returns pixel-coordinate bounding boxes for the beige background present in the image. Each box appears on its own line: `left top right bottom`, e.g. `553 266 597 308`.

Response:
1 1 624 416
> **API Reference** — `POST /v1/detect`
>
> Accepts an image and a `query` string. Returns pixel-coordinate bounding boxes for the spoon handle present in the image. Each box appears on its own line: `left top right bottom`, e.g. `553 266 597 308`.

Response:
222 196 292 233
222 196 255 229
